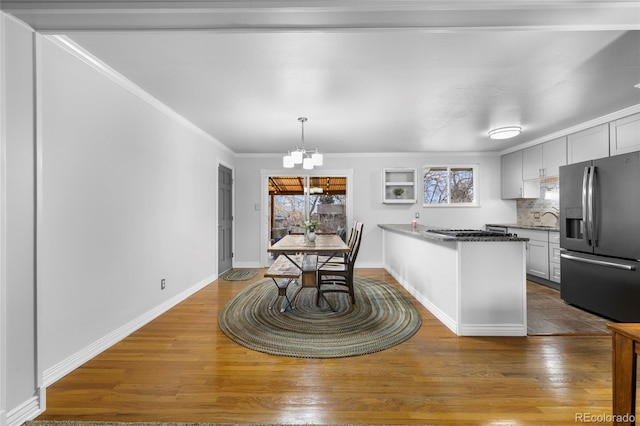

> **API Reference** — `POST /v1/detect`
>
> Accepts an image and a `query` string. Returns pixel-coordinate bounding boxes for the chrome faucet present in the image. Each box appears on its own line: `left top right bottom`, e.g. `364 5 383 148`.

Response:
541 210 559 224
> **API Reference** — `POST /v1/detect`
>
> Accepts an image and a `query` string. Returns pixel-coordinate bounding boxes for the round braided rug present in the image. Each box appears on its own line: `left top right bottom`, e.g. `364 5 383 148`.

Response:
218 276 422 358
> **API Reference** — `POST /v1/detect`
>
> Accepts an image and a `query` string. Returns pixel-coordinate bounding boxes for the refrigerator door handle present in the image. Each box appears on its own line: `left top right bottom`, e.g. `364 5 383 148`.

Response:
581 166 591 245
560 253 636 271
588 166 597 246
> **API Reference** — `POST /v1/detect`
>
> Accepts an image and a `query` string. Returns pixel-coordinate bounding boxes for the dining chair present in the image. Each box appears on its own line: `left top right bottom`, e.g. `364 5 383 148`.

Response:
316 222 363 308
317 221 361 266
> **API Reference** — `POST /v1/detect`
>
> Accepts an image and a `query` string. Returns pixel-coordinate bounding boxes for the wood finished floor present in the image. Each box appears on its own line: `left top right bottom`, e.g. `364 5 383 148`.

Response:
526 280 612 336
38 269 617 425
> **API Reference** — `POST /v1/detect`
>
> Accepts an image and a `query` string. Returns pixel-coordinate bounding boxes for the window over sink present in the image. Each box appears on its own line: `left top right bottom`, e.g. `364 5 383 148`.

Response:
422 164 479 207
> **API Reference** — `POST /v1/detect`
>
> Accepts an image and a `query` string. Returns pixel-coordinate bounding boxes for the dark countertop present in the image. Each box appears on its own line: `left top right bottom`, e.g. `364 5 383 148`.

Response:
378 224 528 242
486 223 560 232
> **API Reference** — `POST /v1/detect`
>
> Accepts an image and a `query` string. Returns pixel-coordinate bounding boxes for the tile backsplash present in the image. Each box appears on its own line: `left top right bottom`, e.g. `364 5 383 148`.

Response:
516 178 560 227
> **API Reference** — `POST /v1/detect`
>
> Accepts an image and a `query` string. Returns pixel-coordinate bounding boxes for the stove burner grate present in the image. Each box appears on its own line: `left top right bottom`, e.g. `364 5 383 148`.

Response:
426 229 511 238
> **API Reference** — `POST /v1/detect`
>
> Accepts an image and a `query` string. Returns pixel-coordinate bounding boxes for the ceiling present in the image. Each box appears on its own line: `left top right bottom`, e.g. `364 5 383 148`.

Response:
3 1 640 154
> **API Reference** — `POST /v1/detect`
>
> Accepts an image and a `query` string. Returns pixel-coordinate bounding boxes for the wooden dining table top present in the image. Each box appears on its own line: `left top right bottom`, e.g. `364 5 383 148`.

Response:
268 234 350 254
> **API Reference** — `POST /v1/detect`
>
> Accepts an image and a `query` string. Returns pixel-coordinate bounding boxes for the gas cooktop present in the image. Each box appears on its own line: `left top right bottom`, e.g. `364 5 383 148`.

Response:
426 229 511 238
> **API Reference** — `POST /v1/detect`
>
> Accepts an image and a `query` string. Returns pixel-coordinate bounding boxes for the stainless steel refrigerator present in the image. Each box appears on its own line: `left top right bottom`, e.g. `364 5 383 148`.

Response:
560 150 640 322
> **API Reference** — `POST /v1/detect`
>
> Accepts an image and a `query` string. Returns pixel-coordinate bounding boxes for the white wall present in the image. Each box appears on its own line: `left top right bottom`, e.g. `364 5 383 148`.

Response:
0 13 40 426
38 35 234 386
0 17 235 423
234 153 516 267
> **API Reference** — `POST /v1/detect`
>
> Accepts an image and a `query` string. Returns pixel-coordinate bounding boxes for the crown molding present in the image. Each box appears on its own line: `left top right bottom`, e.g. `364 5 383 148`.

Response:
3 0 639 32
46 35 233 154
500 103 640 155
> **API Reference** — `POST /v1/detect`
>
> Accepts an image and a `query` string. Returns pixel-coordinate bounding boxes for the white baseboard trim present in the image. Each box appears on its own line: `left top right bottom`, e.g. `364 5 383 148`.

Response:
231 261 261 269
354 262 385 269
43 274 215 387
6 389 43 426
458 324 527 337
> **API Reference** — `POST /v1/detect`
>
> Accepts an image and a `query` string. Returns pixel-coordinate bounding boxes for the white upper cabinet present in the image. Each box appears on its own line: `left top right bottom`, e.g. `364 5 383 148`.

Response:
567 123 609 164
522 144 543 181
501 151 538 199
541 136 567 178
610 113 640 156
522 136 567 180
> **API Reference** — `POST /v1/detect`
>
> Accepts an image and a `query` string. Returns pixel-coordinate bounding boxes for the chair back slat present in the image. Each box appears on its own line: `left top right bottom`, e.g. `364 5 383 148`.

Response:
347 222 364 270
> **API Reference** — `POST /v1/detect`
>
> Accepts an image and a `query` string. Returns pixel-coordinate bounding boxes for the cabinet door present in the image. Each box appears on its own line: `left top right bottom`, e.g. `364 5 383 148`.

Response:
542 136 567 177
522 144 543 180
501 151 523 199
549 241 561 284
501 151 538 199
550 262 561 284
516 229 550 280
527 239 550 280
610 113 640 155
567 124 609 164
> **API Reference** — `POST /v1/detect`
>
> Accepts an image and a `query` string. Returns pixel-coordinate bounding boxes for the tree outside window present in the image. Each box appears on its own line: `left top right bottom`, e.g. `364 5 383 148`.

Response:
423 165 478 207
272 193 346 232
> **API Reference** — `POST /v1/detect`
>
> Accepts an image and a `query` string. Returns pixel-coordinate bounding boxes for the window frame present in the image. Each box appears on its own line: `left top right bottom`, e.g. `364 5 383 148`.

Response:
422 164 480 208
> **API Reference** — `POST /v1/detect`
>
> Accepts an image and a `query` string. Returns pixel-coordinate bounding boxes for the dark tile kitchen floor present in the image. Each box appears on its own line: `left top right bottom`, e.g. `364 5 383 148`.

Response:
527 280 612 335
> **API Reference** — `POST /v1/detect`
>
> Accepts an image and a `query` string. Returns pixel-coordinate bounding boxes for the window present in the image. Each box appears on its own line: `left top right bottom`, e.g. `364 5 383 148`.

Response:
423 165 479 207
268 175 347 237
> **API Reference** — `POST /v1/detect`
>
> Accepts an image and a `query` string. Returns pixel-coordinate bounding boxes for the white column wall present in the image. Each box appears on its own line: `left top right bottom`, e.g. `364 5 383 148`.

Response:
1 14 39 424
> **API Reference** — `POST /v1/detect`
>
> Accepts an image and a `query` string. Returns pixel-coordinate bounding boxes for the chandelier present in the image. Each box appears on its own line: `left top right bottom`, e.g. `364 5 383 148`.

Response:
283 117 323 169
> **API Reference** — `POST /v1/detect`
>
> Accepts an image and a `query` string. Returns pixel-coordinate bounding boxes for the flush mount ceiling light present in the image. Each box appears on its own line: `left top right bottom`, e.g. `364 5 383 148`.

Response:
488 126 522 140
283 117 323 169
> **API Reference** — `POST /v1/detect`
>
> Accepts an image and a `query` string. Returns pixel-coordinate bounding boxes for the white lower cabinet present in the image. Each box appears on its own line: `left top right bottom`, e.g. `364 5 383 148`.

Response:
527 239 550 280
548 232 561 284
509 228 551 281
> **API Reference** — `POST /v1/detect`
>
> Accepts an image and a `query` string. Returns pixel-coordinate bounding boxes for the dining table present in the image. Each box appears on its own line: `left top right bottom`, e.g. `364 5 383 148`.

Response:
267 234 350 271
267 233 350 287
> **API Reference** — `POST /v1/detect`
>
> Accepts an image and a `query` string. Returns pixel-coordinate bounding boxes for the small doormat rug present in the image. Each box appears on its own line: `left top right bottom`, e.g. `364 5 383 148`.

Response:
218 276 422 358
223 269 258 281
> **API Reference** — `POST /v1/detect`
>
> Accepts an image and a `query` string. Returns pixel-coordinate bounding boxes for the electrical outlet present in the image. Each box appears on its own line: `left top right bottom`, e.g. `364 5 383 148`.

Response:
415 212 420 219
161 279 166 290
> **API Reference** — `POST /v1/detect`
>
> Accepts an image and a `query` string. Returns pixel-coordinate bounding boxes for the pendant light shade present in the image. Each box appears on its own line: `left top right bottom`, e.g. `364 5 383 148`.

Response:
303 157 314 169
312 152 323 166
291 150 303 164
283 154 294 168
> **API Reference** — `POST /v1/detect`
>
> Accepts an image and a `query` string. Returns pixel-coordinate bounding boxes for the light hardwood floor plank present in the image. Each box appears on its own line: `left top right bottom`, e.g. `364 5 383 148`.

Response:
37 269 615 425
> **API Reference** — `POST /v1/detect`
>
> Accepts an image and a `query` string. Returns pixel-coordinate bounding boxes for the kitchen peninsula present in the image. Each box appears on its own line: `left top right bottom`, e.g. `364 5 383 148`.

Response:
379 224 528 336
